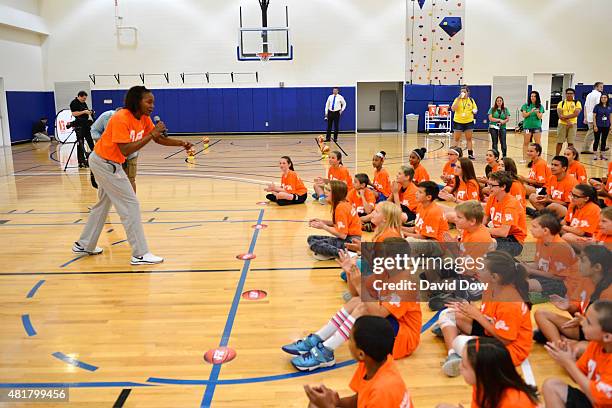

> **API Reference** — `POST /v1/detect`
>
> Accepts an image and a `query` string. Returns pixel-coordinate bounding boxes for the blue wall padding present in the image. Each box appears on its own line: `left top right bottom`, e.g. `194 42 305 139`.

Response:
88 86 355 134
7 91 55 143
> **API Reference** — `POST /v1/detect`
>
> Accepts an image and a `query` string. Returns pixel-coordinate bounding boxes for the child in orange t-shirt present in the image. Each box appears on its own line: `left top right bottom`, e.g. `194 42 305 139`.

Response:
437 251 533 377
518 143 551 196
410 147 430 183
436 337 539 408
370 202 403 243
494 157 527 208
440 157 481 204
528 155 577 219
565 146 588 183
312 150 352 204
403 181 449 243
285 239 422 371
484 171 527 257
442 200 495 278
534 245 612 350
592 207 612 245
483 149 501 181
371 151 392 200
524 213 580 298
307 180 361 260
347 174 377 231
439 158 481 224
347 174 376 216
562 184 601 245
441 146 463 188
388 166 419 223
304 316 413 408
265 156 308 205
543 300 612 408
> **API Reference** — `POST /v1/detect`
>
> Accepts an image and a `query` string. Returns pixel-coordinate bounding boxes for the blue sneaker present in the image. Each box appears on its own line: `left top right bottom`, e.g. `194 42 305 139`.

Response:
281 334 322 356
318 195 327 205
291 343 335 371
340 271 347 282
311 192 319 199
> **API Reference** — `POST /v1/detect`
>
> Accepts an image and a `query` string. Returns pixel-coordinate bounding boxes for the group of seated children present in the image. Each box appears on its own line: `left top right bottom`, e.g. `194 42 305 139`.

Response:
263 145 611 407
301 247 611 408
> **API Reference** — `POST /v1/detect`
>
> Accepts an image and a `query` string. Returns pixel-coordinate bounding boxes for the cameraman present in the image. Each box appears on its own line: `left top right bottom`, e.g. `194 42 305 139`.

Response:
70 91 95 168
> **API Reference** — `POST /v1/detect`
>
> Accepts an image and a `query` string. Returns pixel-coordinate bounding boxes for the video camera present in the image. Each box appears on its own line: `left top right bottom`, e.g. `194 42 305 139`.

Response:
67 110 95 129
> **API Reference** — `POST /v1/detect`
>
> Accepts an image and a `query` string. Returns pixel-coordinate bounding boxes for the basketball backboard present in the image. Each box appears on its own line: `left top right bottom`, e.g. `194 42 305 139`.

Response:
237 1 293 61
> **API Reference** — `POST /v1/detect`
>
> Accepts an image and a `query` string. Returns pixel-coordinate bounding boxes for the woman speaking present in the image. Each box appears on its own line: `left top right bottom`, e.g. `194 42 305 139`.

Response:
73 86 193 265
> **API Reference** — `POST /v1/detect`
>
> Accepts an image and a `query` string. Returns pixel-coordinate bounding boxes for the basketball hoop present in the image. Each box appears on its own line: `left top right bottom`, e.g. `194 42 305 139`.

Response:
256 52 272 62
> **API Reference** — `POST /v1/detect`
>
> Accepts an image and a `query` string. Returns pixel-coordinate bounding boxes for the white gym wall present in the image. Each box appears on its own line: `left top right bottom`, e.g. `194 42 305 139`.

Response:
0 0 47 91
39 0 405 89
464 0 612 85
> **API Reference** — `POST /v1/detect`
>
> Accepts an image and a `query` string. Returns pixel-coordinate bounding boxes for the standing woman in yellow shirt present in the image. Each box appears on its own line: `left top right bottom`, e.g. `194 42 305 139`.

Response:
451 86 478 160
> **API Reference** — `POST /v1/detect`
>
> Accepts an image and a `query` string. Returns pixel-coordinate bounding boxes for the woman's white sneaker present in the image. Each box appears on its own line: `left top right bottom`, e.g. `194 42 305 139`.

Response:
131 253 164 265
72 242 103 255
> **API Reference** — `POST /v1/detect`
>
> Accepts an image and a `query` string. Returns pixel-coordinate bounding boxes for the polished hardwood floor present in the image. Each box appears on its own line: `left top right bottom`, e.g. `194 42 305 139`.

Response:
0 130 607 407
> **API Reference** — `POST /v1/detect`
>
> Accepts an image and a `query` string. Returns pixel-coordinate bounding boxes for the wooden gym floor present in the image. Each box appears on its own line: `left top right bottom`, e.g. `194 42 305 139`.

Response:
0 130 608 407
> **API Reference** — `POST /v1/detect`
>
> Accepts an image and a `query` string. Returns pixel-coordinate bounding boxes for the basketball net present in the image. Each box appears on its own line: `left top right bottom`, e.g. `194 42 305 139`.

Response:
256 52 272 62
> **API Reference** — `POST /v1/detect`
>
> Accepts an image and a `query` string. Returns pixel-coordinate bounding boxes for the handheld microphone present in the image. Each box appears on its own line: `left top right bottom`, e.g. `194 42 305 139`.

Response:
153 115 168 137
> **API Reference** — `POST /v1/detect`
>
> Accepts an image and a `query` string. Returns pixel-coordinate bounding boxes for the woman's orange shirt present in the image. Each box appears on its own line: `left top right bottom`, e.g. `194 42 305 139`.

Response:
94 109 154 163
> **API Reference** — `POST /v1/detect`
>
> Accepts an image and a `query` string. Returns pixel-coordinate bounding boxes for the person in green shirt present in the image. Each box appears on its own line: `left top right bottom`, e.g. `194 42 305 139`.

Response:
488 96 510 158
520 91 545 164
451 85 478 160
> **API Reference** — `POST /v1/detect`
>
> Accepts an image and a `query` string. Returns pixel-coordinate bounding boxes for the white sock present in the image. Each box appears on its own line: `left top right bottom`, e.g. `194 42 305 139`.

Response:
315 308 349 341
448 348 456 356
323 314 355 351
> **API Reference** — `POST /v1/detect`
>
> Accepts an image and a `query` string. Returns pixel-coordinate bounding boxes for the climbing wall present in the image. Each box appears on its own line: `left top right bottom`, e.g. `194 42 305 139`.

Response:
406 0 465 84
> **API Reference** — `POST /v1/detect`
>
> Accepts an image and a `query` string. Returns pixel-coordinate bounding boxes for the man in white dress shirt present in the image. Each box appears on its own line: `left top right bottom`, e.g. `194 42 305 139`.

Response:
582 81 604 154
324 87 346 142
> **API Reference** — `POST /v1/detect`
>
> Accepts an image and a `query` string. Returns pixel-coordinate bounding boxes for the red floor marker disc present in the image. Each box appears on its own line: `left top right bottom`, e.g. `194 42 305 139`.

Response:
203 347 236 365
236 253 256 260
242 289 267 300
251 224 268 230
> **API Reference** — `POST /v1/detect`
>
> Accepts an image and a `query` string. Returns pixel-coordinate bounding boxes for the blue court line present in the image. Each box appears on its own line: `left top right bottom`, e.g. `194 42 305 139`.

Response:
21 314 36 336
111 239 127 246
59 255 87 268
149 310 442 387
26 280 45 298
201 208 265 407
169 224 202 231
0 382 152 388
51 352 98 372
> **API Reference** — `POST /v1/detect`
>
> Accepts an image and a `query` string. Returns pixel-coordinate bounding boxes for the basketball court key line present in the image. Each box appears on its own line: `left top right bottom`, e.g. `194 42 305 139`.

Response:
200 208 264 407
